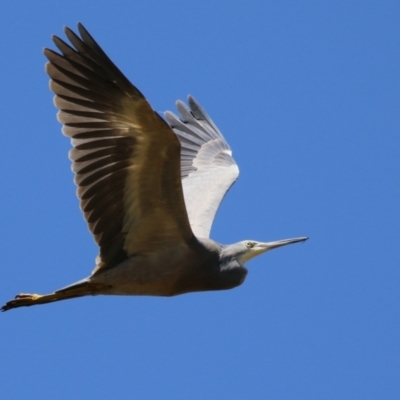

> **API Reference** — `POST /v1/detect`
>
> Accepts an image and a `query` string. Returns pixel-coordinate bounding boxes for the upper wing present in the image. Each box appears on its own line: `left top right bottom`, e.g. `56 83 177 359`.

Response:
44 24 193 273
165 97 239 238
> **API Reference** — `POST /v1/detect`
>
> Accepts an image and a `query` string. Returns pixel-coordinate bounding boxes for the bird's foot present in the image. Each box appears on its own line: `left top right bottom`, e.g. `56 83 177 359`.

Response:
1 293 44 312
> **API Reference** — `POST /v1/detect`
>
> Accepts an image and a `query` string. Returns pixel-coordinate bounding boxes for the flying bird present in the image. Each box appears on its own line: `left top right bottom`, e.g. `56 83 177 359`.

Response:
2 24 307 312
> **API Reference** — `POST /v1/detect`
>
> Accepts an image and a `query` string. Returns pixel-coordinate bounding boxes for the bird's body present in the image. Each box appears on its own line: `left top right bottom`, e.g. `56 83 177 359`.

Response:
2 24 307 312
88 237 245 296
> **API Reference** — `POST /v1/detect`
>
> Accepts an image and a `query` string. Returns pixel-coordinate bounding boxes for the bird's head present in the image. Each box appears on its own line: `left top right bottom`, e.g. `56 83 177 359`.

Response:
231 237 308 265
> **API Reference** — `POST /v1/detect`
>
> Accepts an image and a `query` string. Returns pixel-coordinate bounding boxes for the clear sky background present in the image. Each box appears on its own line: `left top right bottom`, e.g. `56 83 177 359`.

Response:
1 1 399 399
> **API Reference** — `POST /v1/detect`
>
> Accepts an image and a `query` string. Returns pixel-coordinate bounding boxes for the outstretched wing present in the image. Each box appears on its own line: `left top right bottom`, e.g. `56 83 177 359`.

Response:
165 97 239 239
45 24 193 273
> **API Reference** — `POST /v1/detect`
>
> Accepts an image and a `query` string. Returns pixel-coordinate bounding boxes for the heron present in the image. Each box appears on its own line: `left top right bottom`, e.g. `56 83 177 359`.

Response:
2 24 307 312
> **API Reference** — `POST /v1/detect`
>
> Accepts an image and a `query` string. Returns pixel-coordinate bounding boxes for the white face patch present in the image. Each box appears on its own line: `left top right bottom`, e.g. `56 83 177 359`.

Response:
238 242 270 264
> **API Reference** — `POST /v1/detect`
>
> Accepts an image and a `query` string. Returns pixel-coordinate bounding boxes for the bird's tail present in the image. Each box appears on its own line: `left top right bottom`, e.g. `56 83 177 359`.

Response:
1 280 109 312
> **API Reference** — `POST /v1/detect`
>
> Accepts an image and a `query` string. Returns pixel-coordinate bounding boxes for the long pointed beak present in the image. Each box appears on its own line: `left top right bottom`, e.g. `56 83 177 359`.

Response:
240 237 308 263
260 236 308 251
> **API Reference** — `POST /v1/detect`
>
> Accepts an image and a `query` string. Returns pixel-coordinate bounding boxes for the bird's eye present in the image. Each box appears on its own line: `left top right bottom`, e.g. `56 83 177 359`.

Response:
246 242 254 249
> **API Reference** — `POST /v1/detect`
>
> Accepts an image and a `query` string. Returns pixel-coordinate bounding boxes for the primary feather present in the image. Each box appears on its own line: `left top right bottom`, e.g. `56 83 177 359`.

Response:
166 97 239 238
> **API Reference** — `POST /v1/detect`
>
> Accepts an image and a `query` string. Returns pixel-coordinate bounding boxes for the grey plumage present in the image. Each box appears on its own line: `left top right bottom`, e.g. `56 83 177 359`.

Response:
2 24 307 312
166 98 239 239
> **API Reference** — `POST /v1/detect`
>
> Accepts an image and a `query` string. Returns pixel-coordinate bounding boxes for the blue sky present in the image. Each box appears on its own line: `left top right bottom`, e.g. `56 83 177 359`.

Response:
1 1 399 399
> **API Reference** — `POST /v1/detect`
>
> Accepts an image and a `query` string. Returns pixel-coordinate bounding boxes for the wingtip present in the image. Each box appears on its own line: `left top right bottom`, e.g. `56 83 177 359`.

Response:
187 95 198 108
77 22 89 36
49 34 59 45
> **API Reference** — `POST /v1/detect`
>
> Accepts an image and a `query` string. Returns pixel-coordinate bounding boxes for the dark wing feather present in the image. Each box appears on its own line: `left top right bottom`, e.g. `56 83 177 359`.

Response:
45 24 193 273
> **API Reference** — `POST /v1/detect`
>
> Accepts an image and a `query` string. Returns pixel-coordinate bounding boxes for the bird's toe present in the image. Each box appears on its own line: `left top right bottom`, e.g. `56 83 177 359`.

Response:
1 293 43 312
